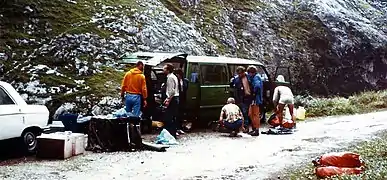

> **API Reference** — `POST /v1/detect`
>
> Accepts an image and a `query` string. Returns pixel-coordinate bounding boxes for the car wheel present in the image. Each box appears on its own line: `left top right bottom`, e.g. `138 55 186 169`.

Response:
22 131 38 154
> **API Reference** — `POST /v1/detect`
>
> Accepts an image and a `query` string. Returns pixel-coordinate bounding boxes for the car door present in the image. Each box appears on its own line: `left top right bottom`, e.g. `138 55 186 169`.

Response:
199 63 230 118
0 86 24 140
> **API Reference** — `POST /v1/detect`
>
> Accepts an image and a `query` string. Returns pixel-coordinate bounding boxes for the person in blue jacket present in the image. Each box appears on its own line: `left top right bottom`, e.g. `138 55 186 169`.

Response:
230 66 253 132
247 65 264 136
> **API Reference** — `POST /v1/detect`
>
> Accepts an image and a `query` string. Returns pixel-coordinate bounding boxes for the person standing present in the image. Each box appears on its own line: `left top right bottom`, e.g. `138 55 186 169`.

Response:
231 66 253 132
174 68 189 135
247 65 263 136
121 61 148 117
273 75 295 126
163 63 180 138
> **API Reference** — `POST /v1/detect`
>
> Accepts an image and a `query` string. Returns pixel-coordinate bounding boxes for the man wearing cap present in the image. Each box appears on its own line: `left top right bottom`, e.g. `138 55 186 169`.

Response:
121 61 148 117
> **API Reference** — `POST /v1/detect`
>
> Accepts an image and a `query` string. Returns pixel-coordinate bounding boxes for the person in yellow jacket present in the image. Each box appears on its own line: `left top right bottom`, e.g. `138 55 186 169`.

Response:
121 61 148 117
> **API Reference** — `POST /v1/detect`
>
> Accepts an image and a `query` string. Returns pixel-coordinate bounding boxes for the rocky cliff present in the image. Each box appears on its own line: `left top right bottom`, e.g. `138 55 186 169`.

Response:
0 0 386 112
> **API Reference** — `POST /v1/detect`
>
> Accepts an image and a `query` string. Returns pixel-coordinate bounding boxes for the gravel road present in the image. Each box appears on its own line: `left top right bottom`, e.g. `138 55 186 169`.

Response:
1 111 387 180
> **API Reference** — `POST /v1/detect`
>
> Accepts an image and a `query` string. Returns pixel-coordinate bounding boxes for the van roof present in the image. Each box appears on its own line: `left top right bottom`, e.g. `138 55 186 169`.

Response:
120 52 264 66
120 52 188 66
187 56 264 66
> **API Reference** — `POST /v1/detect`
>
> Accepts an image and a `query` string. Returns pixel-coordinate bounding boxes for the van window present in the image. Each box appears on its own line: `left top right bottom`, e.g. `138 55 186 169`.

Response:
200 64 228 85
228 64 269 81
188 63 199 83
0 87 15 105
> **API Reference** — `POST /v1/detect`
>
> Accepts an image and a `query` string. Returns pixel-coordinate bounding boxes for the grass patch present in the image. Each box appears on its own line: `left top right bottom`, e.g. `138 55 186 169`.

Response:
85 66 125 98
295 90 387 117
286 133 387 180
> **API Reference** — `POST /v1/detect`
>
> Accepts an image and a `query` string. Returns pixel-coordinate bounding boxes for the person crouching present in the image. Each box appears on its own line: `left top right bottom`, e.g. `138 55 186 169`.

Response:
218 97 245 137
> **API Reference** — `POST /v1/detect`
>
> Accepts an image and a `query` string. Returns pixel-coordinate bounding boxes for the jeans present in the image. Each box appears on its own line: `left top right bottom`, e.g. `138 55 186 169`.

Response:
239 103 250 126
125 94 141 117
164 96 179 138
224 119 243 131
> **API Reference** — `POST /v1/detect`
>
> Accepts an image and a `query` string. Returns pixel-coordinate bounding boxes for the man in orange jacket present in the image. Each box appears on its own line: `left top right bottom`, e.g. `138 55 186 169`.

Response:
121 61 148 117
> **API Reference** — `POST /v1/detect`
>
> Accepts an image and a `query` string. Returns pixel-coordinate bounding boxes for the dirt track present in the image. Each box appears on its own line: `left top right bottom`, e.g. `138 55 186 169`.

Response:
1 111 387 180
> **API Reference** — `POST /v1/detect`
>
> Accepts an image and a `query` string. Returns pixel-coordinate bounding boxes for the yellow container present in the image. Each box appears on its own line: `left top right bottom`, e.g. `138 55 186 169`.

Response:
296 106 306 120
152 121 164 128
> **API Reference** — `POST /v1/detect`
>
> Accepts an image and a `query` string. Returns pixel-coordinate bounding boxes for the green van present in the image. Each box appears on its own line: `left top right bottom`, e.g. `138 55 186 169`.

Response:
120 52 281 128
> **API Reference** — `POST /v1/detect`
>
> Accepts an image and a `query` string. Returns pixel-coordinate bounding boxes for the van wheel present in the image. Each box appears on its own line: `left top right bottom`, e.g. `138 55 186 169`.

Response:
22 130 38 154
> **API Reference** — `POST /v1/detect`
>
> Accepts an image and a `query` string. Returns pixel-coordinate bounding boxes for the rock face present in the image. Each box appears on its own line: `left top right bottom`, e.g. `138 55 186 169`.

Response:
0 0 386 112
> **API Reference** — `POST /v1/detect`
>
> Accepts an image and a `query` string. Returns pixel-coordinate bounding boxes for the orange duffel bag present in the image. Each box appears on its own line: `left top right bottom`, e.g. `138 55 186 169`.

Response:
313 152 364 168
315 166 363 178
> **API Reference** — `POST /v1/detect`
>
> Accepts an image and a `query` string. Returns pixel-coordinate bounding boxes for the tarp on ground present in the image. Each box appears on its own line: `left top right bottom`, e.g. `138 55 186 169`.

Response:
86 117 141 152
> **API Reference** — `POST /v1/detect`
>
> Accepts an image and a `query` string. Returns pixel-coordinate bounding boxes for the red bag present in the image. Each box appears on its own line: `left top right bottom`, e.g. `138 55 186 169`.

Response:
314 152 364 168
315 166 363 178
268 113 280 127
282 119 295 129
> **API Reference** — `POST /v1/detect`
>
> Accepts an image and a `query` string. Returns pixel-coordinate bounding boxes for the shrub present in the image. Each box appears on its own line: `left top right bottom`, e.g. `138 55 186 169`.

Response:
295 90 387 118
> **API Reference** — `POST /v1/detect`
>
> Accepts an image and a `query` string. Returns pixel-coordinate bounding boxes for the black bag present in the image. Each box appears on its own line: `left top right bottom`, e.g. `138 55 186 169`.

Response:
86 117 142 152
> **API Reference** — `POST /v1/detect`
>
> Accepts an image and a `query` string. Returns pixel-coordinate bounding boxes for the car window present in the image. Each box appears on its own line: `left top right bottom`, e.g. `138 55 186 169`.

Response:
200 64 228 85
0 87 15 105
151 71 157 80
256 65 269 81
228 64 269 81
188 63 199 83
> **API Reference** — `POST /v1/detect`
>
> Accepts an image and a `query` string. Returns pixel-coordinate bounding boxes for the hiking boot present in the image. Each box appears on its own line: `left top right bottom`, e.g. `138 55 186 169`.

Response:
249 130 260 136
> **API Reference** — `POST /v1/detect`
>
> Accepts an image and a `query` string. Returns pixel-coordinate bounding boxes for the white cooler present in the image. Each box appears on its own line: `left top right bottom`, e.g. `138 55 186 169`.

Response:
37 133 73 159
70 133 86 155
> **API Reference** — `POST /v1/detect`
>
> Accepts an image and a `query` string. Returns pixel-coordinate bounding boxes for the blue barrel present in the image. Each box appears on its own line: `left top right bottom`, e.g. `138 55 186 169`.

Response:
58 113 78 132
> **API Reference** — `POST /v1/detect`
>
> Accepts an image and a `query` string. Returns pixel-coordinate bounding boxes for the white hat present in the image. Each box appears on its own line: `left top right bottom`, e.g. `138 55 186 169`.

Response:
276 75 286 83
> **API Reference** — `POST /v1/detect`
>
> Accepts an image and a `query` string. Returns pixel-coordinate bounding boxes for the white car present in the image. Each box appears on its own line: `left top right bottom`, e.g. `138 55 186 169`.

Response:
0 81 49 153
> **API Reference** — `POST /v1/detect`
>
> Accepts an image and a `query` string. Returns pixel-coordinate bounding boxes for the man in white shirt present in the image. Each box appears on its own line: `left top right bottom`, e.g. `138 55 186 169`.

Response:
163 63 180 138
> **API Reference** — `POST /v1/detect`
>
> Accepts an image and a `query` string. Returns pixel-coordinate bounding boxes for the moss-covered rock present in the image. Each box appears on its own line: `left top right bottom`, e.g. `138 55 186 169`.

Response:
0 0 386 113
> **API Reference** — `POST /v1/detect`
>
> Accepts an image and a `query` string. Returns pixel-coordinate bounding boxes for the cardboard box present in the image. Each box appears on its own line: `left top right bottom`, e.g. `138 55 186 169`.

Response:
37 134 72 159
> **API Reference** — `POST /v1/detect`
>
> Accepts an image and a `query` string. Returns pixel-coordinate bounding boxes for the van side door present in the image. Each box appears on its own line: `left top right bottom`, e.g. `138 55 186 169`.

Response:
199 63 230 111
0 86 24 140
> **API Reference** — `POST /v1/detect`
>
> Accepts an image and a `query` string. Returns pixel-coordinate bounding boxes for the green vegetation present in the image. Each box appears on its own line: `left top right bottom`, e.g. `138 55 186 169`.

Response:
297 90 387 117
85 66 125 98
286 132 387 180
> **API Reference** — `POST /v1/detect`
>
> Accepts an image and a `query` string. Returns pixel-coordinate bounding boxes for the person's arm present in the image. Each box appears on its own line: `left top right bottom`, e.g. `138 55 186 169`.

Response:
239 108 244 127
141 74 148 99
273 87 279 108
219 108 225 122
165 76 176 101
120 72 129 98
229 76 236 88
